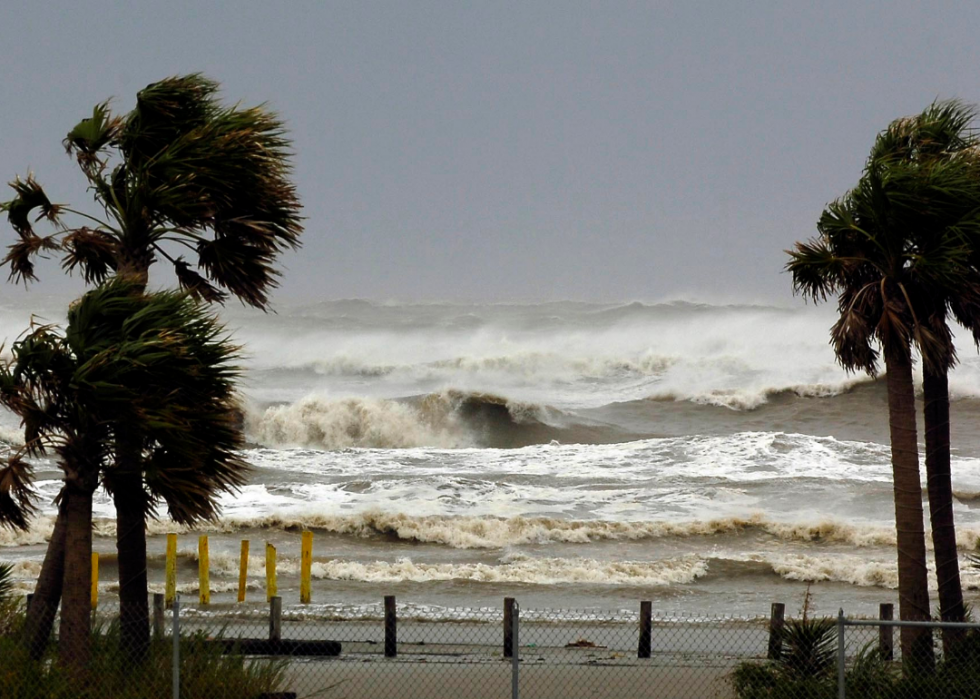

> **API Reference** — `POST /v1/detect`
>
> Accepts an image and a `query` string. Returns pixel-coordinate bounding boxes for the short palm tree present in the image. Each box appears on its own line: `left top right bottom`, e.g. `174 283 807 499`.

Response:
0 280 248 672
1 74 302 657
785 151 980 670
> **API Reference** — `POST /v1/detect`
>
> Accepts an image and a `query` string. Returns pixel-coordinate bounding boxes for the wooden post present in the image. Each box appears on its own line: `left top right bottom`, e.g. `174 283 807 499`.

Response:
25 593 33 611
384 595 397 658
90 552 99 610
767 602 785 660
879 603 894 661
300 531 313 604
503 597 515 658
238 540 249 603
266 543 277 602
198 535 210 605
269 596 282 643
165 533 178 609
153 593 166 639
638 600 652 658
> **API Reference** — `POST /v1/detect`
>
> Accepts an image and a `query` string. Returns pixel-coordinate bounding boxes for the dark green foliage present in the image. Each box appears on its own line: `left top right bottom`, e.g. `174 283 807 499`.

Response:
779 617 837 680
0 280 248 526
732 629 980 698
0 563 13 601
2 73 303 308
0 564 23 640
0 617 287 698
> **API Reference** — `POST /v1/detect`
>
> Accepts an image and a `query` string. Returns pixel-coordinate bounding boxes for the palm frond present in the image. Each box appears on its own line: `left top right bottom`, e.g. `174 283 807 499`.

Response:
119 74 220 169
3 176 61 236
0 455 38 531
0 561 13 601
172 257 227 304
64 101 124 171
60 227 117 284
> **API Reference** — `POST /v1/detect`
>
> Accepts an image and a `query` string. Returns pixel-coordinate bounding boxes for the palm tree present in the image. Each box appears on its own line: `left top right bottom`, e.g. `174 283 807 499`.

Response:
0 280 248 673
0 74 302 657
866 102 980 646
785 151 980 670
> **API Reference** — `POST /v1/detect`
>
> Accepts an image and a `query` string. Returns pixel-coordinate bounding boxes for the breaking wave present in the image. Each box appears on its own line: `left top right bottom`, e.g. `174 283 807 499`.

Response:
244 390 583 449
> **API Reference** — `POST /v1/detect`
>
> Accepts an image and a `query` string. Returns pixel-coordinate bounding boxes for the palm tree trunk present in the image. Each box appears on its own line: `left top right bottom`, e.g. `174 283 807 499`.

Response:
59 482 93 677
924 367 965 652
22 494 68 659
114 257 151 662
884 345 934 673
113 460 150 663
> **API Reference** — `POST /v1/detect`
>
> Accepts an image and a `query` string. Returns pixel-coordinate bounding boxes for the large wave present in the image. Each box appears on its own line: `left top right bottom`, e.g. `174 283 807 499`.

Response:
10 511 973 551
243 389 617 449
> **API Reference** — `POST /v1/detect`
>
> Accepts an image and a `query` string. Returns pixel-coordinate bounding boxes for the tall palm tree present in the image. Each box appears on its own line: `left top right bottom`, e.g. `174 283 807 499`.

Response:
866 102 980 646
785 152 980 670
1 74 302 657
0 280 248 673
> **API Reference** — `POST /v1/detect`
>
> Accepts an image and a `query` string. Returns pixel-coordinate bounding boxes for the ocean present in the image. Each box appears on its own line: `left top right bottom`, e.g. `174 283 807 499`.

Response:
4 298 980 621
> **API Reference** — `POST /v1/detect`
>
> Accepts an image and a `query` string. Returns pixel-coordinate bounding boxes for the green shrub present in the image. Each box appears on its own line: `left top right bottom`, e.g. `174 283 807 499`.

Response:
732 629 980 699
0 619 287 699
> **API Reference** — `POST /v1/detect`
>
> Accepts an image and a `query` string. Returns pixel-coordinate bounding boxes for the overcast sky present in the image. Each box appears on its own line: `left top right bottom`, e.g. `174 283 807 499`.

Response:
2 1 979 306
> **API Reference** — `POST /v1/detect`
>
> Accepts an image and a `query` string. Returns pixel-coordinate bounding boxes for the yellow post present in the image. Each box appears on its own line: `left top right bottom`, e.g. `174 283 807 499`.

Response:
265 543 277 602
238 540 249 603
198 535 210 605
90 552 99 610
300 531 313 604
165 533 177 608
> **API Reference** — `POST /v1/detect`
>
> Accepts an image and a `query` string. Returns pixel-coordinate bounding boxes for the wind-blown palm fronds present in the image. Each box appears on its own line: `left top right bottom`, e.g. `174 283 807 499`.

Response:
785 106 980 671
0 281 248 668
0 74 300 660
2 73 302 307
794 101 980 650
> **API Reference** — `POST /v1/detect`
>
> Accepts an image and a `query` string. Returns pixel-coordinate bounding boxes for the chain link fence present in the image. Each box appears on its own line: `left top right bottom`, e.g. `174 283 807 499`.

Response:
8 590 980 698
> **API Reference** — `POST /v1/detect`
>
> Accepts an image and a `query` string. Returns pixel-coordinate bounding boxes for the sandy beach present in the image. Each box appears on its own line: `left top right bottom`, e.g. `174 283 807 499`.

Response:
175 615 765 698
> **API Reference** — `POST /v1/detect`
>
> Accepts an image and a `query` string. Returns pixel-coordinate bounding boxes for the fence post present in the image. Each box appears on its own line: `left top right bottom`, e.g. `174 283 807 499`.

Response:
837 608 845 699
270 596 282 643
198 535 210 605
511 600 520 699
767 602 785 660
172 594 180 699
153 593 166 639
266 544 277 602
638 600 652 658
165 533 177 609
91 552 99 611
238 540 249 603
384 595 397 657
301 531 313 604
503 597 515 658
878 603 893 661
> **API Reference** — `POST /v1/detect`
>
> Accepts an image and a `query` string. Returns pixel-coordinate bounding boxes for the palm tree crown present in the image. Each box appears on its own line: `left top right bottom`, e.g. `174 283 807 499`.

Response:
0 280 248 527
1 74 302 307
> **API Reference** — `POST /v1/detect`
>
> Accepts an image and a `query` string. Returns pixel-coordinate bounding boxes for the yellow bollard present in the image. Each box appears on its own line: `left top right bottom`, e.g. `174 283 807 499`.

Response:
265 543 277 602
198 535 210 605
165 533 177 608
300 531 313 604
238 540 249 603
91 552 99 610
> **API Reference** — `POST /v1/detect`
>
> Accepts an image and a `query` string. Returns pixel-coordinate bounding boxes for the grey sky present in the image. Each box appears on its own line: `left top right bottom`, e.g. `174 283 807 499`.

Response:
2 1 979 305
